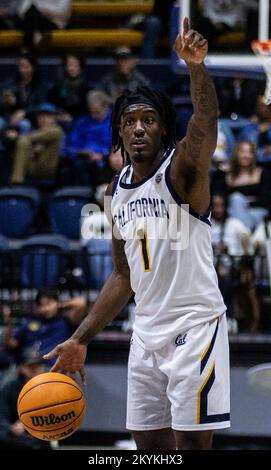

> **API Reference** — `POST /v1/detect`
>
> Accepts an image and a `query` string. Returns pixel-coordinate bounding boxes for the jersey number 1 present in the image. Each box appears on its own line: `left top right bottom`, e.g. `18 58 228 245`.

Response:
137 228 152 272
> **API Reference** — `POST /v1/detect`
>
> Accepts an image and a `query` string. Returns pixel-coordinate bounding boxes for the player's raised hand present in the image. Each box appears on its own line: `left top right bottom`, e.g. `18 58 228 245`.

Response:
173 17 208 65
43 338 87 386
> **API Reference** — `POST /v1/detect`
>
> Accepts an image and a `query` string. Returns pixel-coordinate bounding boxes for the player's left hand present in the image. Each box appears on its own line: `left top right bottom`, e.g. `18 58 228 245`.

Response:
173 17 208 65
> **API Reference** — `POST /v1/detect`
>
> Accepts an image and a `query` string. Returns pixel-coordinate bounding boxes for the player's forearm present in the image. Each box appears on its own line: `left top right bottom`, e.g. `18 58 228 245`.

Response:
188 63 218 125
72 272 133 345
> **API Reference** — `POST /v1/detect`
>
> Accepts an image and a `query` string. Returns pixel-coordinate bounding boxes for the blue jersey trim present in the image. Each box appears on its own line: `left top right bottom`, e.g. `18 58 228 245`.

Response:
119 148 173 189
165 158 211 227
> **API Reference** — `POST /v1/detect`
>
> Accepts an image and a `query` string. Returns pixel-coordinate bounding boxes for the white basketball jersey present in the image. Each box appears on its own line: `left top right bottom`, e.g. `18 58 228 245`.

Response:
111 149 226 350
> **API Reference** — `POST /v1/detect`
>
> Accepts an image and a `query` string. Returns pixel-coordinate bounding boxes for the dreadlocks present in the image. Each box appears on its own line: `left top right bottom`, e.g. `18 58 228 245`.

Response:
111 86 177 164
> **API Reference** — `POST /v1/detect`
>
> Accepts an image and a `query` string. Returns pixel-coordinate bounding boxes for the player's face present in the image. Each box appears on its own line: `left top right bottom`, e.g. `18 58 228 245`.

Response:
119 104 165 163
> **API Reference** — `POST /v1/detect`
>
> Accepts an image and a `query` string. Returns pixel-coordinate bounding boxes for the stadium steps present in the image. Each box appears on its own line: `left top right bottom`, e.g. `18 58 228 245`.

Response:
0 29 144 49
71 1 153 17
0 1 154 49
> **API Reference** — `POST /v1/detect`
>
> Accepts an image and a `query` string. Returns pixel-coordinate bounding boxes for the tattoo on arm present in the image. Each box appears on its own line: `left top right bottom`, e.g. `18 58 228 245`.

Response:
183 63 218 168
185 119 206 167
189 63 218 121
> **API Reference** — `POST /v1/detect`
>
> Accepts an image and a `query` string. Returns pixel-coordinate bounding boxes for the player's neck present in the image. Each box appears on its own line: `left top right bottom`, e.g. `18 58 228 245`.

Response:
131 148 165 183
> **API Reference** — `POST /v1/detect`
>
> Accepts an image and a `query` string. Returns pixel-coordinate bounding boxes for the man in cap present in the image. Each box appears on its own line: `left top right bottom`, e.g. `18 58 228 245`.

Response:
99 47 150 102
0 347 48 450
11 103 63 184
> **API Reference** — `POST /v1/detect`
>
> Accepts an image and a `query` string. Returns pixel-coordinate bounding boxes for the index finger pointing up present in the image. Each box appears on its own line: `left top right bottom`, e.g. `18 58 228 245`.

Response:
183 17 190 35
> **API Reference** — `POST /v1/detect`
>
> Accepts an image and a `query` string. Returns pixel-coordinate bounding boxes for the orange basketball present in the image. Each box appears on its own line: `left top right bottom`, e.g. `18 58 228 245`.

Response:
17 372 86 441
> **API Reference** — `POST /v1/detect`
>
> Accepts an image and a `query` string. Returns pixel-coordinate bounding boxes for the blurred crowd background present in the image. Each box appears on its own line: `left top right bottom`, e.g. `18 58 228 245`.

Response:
0 0 271 450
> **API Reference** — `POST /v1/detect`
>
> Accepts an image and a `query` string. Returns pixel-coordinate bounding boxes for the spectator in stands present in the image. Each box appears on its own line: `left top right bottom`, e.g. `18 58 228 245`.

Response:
211 192 259 333
94 148 123 187
195 0 256 49
216 77 265 119
4 290 87 368
238 95 271 166
0 1 19 30
10 103 63 184
65 90 112 187
252 203 271 250
99 47 150 102
0 347 49 450
0 52 47 131
212 120 236 165
49 53 90 121
141 0 175 58
212 141 270 230
17 0 71 49
81 183 113 289
0 306 14 384
211 193 251 257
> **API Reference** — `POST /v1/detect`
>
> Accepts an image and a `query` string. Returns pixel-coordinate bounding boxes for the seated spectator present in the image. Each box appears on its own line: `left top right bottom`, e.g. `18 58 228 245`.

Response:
94 148 123 187
212 141 270 230
98 47 150 102
0 0 19 30
65 91 112 187
195 0 254 49
0 52 47 131
212 120 236 165
211 193 259 333
10 103 63 184
49 53 90 121
252 203 271 250
216 77 265 119
17 0 71 49
238 95 271 166
141 0 175 58
211 193 251 257
0 347 49 450
4 289 87 368
81 184 113 289
0 306 15 384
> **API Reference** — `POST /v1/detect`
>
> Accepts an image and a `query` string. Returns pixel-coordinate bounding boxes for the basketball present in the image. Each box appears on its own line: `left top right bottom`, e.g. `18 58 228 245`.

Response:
17 372 86 441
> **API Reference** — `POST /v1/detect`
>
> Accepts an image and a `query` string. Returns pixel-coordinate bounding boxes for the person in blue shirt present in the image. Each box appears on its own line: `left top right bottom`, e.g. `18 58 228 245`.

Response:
238 94 271 167
64 90 112 186
4 289 87 367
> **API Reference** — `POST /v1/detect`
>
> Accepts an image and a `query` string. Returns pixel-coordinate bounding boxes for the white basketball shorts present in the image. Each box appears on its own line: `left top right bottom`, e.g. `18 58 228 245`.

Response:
126 313 230 431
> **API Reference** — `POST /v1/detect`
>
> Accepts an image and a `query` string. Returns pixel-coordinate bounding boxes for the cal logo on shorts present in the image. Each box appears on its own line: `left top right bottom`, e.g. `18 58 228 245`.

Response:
175 333 187 347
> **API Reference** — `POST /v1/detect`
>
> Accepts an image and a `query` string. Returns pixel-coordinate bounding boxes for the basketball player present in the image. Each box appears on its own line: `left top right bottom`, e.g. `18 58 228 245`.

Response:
44 18 230 450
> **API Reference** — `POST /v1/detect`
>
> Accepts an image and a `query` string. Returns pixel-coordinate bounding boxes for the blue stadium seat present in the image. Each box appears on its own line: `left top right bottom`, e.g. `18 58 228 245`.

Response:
0 187 40 238
49 186 94 240
20 234 70 289
0 234 8 288
86 239 112 290
0 234 8 252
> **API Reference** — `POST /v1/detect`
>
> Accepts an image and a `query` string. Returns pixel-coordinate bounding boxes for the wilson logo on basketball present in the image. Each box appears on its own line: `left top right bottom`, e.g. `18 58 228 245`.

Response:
31 410 76 427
